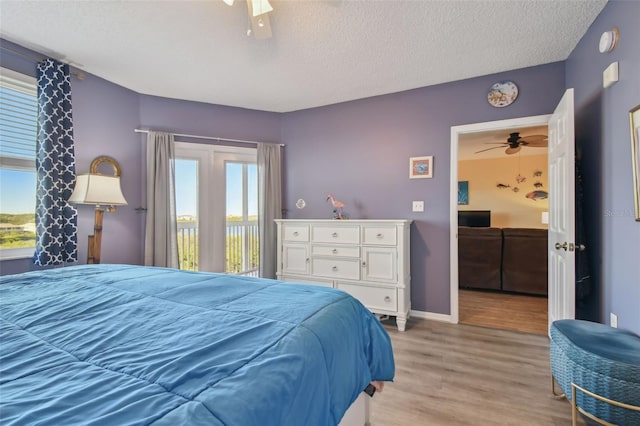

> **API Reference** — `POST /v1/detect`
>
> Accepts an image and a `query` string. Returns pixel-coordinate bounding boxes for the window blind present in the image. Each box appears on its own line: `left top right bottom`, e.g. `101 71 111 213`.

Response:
0 68 37 166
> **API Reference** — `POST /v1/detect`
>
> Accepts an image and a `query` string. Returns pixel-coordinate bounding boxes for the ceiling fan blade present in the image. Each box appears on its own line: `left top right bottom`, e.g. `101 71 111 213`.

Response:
505 146 522 155
474 146 504 154
520 135 548 147
251 0 273 16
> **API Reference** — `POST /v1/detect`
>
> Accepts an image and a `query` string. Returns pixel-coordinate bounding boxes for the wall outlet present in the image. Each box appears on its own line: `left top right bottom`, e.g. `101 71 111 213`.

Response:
412 201 424 212
610 312 618 328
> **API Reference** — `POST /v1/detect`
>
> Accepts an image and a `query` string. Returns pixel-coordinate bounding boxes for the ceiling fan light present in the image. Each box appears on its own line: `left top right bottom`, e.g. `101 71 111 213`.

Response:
251 0 273 16
223 0 234 6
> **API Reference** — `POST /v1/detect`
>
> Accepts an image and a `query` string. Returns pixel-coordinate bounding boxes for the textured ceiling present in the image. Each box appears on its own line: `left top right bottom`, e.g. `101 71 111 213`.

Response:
0 0 607 113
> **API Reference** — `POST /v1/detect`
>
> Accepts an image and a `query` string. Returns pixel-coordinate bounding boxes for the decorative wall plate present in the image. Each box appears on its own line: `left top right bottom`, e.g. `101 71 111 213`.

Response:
487 81 518 108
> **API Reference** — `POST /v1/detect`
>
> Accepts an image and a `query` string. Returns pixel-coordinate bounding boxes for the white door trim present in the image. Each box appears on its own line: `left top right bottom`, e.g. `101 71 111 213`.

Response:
449 114 551 324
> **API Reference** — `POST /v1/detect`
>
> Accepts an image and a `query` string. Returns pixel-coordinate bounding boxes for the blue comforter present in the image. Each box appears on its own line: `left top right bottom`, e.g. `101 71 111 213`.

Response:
0 265 394 425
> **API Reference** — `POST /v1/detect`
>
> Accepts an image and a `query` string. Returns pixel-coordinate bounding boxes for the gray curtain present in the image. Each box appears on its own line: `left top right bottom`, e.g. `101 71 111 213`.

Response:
257 143 282 279
144 131 179 268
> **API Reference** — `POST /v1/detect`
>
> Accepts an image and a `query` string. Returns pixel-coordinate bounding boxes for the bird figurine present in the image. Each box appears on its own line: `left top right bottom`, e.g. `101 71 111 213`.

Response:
327 194 346 219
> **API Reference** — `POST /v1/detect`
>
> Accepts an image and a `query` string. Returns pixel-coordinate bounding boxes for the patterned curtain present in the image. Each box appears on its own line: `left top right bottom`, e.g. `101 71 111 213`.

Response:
33 58 78 266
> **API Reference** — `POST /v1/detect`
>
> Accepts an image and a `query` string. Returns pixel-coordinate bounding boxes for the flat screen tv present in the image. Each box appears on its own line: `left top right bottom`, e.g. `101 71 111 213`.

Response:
458 210 491 227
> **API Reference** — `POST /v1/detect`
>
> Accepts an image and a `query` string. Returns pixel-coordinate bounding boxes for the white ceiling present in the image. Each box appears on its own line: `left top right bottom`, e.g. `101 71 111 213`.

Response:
0 0 607 113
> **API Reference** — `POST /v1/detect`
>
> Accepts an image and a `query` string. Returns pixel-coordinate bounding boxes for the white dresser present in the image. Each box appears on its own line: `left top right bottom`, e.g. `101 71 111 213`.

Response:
275 219 412 331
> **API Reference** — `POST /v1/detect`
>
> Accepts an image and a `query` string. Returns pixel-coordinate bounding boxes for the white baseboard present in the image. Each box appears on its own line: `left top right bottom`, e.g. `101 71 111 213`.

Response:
410 310 453 323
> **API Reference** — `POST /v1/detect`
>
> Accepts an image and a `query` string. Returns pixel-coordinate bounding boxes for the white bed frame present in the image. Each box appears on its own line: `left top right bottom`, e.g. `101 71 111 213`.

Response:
339 393 371 426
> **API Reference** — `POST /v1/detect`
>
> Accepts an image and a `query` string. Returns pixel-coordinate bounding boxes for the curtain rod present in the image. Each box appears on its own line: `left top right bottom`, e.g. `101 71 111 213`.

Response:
134 128 284 147
0 45 86 80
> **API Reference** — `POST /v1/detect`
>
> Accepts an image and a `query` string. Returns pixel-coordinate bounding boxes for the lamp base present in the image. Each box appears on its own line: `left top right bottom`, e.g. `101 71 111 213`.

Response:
87 208 104 264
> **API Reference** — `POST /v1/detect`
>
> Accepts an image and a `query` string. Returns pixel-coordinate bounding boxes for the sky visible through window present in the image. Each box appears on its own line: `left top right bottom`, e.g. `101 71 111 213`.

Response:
174 159 257 218
0 168 36 214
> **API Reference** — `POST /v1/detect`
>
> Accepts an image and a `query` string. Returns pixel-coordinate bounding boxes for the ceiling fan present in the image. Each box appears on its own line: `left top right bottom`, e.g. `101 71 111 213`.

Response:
475 132 548 155
224 0 273 39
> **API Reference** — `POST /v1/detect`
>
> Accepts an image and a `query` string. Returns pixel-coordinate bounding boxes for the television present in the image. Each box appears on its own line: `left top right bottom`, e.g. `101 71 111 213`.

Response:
458 210 491 227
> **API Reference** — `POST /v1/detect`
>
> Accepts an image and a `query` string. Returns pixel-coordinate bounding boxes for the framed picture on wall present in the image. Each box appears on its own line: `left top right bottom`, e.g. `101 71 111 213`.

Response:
458 181 469 205
630 104 640 221
409 156 433 179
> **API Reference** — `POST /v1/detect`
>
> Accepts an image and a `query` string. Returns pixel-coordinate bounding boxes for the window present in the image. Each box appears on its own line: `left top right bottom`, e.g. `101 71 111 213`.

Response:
0 67 37 259
225 161 258 275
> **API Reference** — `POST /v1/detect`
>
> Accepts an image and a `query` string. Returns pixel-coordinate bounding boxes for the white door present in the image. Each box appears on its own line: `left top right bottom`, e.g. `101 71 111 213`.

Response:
547 89 576 332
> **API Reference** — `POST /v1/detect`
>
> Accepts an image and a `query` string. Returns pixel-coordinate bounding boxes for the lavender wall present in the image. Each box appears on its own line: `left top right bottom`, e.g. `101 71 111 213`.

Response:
139 95 281 144
281 63 565 314
566 1 640 334
72 70 142 266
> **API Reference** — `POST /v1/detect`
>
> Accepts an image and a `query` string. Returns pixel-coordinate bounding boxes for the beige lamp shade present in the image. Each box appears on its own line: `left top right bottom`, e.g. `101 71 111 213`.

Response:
68 174 128 206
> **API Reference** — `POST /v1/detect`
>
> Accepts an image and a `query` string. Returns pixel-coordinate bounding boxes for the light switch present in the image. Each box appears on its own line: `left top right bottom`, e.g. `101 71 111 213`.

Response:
412 201 424 212
603 61 619 88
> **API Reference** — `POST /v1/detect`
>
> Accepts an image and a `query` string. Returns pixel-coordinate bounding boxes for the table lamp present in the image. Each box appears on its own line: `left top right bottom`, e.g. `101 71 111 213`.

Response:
68 156 127 264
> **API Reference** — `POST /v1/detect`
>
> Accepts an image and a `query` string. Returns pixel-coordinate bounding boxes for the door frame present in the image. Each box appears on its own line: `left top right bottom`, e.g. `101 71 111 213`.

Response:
449 114 551 324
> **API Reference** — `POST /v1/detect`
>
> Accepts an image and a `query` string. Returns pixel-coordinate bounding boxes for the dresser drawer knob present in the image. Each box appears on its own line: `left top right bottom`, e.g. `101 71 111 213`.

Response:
362 261 366 267
332 266 338 271
376 233 384 238
332 232 338 238
293 231 299 236
384 296 391 302
332 249 338 254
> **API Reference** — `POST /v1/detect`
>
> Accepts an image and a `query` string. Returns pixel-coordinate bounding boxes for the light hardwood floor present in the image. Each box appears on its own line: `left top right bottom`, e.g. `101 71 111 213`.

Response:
459 289 548 335
369 318 585 426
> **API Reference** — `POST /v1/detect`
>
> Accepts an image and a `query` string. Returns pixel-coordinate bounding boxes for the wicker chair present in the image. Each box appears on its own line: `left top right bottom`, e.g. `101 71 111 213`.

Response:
550 320 640 425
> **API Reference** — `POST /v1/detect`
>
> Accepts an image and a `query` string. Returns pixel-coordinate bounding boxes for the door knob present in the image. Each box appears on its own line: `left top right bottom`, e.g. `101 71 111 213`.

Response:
555 242 568 251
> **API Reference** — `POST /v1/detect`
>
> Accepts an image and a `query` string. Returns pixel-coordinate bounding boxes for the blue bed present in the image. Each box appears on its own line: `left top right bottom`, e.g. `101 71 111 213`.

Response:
0 265 394 425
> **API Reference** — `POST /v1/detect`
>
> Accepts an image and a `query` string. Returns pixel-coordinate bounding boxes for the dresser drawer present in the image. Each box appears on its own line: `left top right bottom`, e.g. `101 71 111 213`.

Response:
337 283 397 312
362 226 397 246
311 245 360 258
311 225 360 244
312 258 360 280
283 225 309 242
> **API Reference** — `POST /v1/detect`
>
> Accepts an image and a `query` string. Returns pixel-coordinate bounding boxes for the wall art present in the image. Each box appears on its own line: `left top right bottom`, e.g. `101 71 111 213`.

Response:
409 156 433 179
458 181 469 205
